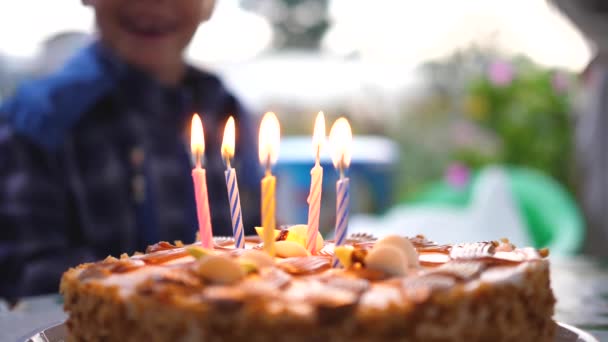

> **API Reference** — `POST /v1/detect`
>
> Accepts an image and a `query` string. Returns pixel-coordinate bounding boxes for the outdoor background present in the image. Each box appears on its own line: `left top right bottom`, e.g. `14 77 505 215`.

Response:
0 0 595 255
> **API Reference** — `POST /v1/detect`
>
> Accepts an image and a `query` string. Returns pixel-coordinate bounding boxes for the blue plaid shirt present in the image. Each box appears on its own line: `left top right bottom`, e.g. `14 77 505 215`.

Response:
0 42 261 299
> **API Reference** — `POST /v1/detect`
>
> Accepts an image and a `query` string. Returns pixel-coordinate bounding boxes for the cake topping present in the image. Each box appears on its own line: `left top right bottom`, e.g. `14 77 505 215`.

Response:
67 233 551 321
334 245 355 268
373 235 420 268
333 244 369 268
255 226 281 241
428 261 487 280
496 238 516 252
150 270 203 289
278 256 331 275
408 234 438 248
196 255 245 284
345 265 388 281
346 232 377 244
492 251 528 263
416 244 451 254
110 259 146 273
365 246 408 277
146 241 180 253
351 248 369 265
186 245 212 259
256 267 292 289
354 235 421 277
275 240 309 258
78 265 112 280
418 252 451 266
239 249 275 269
78 258 146 280
255 224 325 253
317 243 336 257
238 270 291 297
283 224 324 252
136 248 190 265
450 241 497 259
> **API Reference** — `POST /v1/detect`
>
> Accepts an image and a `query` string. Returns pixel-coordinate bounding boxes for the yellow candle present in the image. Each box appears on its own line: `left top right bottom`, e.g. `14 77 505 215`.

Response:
258 112 281 256
261 174 276 255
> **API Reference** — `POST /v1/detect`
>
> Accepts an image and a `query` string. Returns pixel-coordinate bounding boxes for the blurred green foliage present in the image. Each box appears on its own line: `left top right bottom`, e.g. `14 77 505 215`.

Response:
460 61 574 190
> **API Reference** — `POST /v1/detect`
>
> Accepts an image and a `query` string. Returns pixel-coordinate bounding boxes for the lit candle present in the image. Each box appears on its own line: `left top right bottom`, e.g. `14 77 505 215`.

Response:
259 112 280 256
329 118 352 267
221 116 245 248
191 114 213 249
306 112 325 254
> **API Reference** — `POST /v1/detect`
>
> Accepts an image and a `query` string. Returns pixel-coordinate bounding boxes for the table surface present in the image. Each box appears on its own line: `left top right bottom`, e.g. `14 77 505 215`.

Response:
1 257 607 342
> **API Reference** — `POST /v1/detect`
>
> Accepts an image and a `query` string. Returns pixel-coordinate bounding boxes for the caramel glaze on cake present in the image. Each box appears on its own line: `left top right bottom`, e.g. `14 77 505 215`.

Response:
60 235 555 342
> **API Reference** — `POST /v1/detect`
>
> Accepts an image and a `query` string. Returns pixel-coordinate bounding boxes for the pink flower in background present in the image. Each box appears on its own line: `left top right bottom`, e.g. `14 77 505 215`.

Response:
488 60 515 86
445 162 470 189
551 71 570 94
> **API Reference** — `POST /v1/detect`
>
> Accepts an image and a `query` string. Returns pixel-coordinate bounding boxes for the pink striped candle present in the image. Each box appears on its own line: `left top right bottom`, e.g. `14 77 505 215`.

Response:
306 112 325 254
191 114 213 249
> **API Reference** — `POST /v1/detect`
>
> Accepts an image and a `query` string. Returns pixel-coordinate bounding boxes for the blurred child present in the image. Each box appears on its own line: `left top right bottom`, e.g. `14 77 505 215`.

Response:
0 0 260 299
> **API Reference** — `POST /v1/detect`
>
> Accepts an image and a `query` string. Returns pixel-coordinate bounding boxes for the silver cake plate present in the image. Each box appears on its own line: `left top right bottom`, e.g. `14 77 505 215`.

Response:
21 321 598 342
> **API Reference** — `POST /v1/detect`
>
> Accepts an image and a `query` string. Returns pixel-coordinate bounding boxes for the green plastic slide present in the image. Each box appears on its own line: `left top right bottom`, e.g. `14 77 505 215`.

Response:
409 166 584 254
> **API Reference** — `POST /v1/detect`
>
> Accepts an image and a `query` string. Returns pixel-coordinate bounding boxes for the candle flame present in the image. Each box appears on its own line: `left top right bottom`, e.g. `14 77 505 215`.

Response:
329 117 352 170
191 114 205 165
259 112 281 168
221 116 236 160
312 111 326 159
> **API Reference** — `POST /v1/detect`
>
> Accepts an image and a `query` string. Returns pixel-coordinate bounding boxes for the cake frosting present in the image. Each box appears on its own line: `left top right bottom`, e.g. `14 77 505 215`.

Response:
60 230 555 342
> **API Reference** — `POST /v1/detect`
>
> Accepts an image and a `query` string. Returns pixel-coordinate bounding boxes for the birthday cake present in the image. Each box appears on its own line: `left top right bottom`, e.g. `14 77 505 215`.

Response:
60 227 555 342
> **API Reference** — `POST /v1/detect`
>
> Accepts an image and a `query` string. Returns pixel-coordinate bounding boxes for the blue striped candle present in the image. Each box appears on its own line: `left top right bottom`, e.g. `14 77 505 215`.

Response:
225 167 245 248
329 117 352 268
332 177 350 267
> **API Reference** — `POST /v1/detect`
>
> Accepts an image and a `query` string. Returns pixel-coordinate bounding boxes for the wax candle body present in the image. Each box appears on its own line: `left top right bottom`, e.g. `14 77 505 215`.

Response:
261 175 276 256
225 168 245 248
333 177 350 267
193 167 213 248
306 164 323 253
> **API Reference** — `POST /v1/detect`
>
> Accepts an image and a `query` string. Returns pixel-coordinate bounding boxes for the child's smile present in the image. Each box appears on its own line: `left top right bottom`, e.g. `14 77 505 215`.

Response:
118 9 180 42
86 0 215 84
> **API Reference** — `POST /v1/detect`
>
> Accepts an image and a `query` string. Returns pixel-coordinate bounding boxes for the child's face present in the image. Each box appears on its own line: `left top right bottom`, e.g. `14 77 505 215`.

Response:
86 0 214 74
